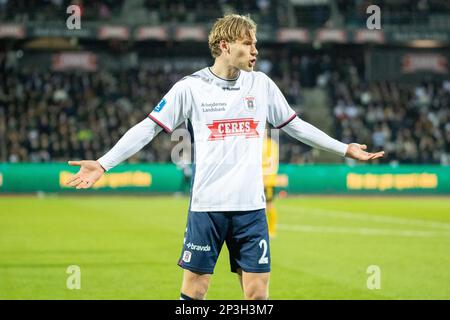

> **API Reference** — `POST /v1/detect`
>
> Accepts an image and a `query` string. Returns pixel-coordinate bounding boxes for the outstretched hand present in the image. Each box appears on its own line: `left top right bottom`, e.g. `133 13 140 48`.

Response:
345 143 385 161
66 160 105 189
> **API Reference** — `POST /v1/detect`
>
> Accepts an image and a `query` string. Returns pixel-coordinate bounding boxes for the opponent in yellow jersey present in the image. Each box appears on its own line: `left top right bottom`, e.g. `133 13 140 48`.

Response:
262 135 279 238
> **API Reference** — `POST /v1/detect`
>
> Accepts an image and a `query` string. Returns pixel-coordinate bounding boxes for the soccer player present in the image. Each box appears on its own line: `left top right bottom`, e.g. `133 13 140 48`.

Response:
66 14 384 300
262 134 279 238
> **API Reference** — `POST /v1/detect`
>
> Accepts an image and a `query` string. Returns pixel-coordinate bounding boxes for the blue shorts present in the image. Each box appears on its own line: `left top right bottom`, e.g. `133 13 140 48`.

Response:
177 209 271 274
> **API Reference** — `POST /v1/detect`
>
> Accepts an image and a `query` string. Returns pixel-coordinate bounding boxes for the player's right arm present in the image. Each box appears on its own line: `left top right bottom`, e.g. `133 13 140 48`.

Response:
66 79 191 189
66 117 163 189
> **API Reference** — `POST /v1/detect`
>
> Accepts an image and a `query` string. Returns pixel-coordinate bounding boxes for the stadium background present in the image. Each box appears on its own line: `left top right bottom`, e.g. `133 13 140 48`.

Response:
0 0 449 299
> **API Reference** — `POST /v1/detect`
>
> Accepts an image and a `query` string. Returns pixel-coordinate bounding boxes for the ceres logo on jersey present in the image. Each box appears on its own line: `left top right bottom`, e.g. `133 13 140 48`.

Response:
207 118 259 141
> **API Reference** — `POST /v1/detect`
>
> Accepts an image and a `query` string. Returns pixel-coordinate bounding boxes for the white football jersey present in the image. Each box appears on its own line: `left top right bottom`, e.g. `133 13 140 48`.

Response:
149 67 296 212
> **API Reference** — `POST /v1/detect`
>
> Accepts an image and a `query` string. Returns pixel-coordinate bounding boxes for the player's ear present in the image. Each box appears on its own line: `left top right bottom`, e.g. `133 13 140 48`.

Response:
219 40 230 55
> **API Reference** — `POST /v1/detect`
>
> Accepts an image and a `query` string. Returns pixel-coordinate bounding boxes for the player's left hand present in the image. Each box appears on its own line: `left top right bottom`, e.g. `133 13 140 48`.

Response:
65 160 105 189
345 143 385 161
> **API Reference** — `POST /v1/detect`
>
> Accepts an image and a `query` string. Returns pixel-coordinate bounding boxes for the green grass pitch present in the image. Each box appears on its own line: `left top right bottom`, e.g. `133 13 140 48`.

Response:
0 195 449 299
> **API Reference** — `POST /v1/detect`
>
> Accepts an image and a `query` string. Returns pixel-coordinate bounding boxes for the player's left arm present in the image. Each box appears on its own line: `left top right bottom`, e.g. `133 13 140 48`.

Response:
263 72 384 161
281 117 384 161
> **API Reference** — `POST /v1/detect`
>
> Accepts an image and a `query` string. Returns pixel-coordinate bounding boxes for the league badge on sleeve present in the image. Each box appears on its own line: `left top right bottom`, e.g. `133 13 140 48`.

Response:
154 98 167 112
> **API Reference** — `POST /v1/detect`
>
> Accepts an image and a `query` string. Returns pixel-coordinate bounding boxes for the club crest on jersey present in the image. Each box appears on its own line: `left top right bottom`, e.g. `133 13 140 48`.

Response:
153 98 166 112
207 118 259 141
244 95 256 112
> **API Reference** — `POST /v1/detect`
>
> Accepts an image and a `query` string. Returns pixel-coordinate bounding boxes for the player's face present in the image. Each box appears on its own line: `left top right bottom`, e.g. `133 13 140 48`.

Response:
229 30 258 72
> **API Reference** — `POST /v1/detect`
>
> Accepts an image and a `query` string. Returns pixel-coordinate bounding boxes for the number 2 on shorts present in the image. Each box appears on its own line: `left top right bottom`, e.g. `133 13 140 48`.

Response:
258 239 268 264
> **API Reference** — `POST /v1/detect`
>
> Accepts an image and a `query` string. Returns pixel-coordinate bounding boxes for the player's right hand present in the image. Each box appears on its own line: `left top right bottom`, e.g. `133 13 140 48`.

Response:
65 160 105 189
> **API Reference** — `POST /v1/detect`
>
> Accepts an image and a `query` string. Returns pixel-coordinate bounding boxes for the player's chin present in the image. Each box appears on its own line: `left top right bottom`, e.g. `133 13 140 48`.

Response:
244 64 254 72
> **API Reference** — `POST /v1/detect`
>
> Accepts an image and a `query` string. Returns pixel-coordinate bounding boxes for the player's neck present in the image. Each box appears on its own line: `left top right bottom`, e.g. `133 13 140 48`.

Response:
210 60 240 80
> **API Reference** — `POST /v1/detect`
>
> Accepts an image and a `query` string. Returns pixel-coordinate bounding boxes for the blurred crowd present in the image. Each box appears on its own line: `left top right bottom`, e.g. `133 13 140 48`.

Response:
0 49 317 164
0 58 187 164
4 0 450 28
0 0 283 26
328 58 450 164
0 0 124 22
144 0 279 24
338 0 450 16
2 43 450 165
2 48 449 165
337 0 450 27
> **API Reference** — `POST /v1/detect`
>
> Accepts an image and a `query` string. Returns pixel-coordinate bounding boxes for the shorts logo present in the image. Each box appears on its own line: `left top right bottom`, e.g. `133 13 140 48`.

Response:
182 250 192 263
186 242 211 252
244 96 256 112
207 118 259 141
153 98 166 112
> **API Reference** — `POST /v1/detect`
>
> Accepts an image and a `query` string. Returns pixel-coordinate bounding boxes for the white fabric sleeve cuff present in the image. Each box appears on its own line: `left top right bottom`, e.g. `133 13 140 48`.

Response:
281 116 348 157
97 117 163 171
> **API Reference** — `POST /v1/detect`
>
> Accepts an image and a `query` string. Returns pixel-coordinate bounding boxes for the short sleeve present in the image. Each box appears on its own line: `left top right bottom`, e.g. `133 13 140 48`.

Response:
148 80 191 133
264 73 297 129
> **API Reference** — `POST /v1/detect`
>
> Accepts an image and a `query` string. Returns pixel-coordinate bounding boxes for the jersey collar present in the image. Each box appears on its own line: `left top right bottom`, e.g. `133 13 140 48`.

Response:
207 67 241 87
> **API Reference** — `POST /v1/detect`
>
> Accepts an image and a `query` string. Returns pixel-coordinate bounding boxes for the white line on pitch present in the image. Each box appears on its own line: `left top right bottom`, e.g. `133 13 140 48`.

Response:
278 224 450 238
281 207 450 231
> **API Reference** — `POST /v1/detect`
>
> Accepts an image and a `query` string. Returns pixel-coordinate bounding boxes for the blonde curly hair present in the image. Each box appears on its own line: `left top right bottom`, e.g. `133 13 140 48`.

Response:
208 14 257 58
